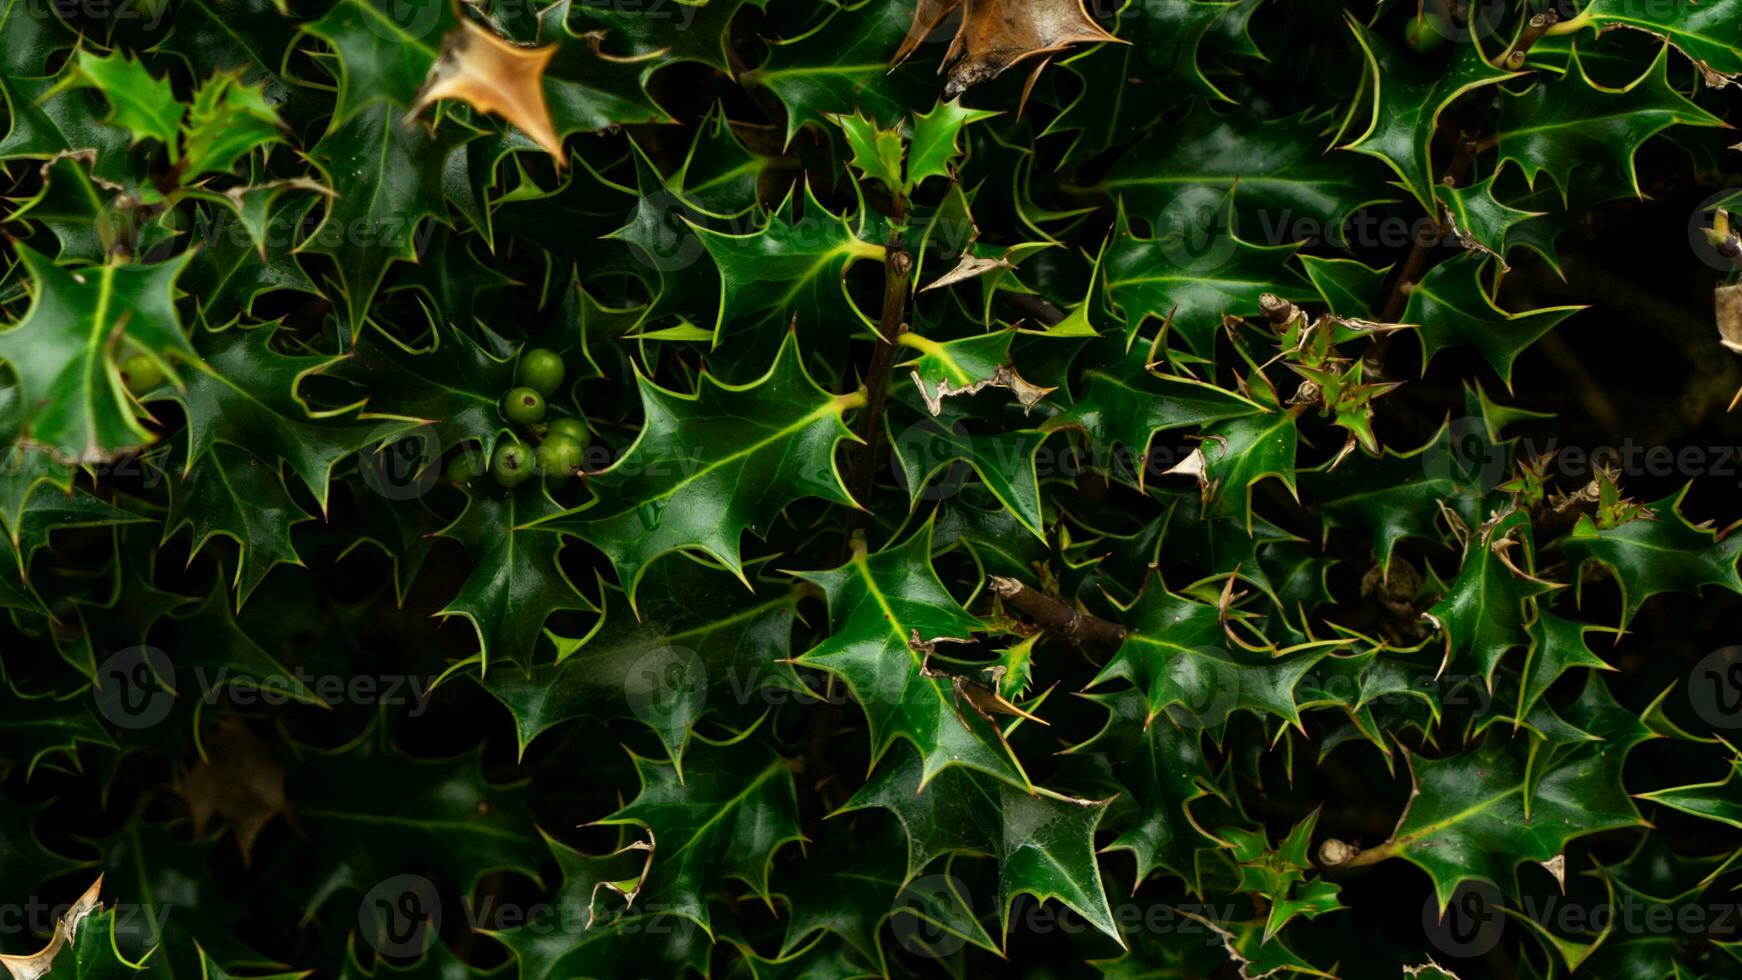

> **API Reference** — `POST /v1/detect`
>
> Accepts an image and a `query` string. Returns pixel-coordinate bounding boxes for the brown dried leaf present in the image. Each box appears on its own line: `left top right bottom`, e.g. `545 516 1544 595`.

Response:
919 252 1010 292
0 877 103 980
893 0 963 68
909 362 1055 415
411 18 563 165
901 0 1121 99
173 719 286 864
1716 283 1742 354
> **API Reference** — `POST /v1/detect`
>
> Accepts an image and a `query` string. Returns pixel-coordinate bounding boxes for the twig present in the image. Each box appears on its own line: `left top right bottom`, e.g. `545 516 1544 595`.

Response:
988 576 1127 653
1000 292 1069 328
841 232 912 548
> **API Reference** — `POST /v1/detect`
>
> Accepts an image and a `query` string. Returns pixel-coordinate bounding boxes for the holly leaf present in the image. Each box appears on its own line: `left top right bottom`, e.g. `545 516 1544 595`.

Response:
1552 0 1742 89
841 743 1124 946
772 819 908 965
793 522 1031 789
300 0 454 123
907 99 998 187
1495 45 1725 198
1561 487 1742 631
1088 577 1327 730
0 246 191 463
1298 255 1390 318
887 399 1050 538
164 441 312 607
565 0 770 74
1515 607 1615 722
1298 422 1478 569
1048 0 1240 160
437 487 593 670
478 555 801 767
409 18 563 162
178 187 322 326
324 322 517 462
899 0 1120 100
1341 18 1518 214
164 322 421 513
829 109 904 194
690 185 883 348
529 333 859 604
1639 757 1742 830
152 0 300 107
534 0 677 139
0 66 137 188
1046 343 1268 477
1424 506 1555 685
1405 256 1584 385
1093 106 1391 249
896 328 1053 416
1104 195 1312 354
744 0 931 144
1075 688 1227 892
594 733 801 936
1368 674 1650 908
179 71 282 178
1435 173 1543 267
67 49 184 149
490 832 710 980
1192 409 1300 530
300 102 469 340
10 153 140 264
0 670 116 778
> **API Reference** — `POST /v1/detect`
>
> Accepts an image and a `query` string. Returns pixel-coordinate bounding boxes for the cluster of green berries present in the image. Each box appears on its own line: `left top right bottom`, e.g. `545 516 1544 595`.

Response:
447 348 591 488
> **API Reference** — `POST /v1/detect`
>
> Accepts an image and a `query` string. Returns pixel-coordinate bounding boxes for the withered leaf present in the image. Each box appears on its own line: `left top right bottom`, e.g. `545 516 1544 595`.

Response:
411 17 563 164
173 719 287 864
895 0 1121 99
0 877 103 980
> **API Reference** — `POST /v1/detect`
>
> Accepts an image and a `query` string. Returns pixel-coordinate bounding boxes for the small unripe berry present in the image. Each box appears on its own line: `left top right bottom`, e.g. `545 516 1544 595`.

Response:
491 441 533 487
517 348 565 396
502 387 546 425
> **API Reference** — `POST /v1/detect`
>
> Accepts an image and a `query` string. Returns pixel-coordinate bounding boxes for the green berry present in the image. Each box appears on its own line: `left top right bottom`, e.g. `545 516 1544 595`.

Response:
446 450 485 484
536 435 585 479
517 348 565 396
491 441 534 487
1404 12 1448 52
502 387 546 425
546 416 590 448
120 355 164 394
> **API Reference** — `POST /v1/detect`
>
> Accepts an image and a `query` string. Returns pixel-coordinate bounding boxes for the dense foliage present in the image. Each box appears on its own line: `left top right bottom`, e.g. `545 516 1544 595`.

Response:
5 0 1742 976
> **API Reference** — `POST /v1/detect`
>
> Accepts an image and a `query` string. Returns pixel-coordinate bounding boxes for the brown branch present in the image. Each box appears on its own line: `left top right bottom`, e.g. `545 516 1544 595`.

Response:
999 291 1069 328
842 223 912 550
988 576 1127 653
